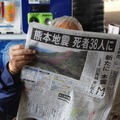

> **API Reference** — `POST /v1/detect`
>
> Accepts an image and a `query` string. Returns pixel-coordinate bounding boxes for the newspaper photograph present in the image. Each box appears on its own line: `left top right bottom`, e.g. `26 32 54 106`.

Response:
16 22 120 120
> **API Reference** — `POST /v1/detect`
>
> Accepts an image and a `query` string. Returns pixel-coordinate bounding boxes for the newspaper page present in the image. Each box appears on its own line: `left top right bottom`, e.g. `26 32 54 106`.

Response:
16 22 120 120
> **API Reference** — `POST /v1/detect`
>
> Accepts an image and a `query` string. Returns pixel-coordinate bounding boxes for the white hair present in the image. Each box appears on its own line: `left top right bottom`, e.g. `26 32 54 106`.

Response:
50 16 83 31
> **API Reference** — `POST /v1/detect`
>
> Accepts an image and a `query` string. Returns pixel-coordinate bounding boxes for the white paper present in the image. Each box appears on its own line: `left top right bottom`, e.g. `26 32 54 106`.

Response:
16 22 120 120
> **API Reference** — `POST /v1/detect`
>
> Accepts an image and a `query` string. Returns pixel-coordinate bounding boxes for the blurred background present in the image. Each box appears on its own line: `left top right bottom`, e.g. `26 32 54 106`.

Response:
104 0 120 26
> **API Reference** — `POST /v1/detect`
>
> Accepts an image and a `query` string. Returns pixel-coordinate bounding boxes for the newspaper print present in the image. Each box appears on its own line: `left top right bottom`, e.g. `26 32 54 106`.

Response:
16 22 120 120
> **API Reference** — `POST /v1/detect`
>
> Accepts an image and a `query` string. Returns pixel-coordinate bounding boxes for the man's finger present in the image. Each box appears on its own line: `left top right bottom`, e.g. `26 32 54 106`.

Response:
10 55 35 61
10 49 36 56
10 44 25 50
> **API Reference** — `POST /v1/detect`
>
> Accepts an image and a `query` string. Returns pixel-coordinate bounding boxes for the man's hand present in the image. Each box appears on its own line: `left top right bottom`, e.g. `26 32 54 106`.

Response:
8 44 36 74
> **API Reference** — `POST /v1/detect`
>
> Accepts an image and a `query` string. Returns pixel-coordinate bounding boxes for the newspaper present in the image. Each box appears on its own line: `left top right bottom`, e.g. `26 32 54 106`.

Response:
16 22 120 120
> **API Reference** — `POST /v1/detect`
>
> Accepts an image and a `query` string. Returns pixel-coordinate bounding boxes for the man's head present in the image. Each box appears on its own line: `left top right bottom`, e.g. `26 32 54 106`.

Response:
50 16 83 31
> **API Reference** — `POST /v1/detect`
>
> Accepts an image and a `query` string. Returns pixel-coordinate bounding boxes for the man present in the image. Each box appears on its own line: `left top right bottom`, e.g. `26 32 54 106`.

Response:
0 16 83 120
0 46 36 120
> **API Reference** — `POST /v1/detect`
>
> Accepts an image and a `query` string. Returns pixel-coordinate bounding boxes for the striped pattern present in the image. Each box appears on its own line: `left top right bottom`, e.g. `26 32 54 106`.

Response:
73 0 104 32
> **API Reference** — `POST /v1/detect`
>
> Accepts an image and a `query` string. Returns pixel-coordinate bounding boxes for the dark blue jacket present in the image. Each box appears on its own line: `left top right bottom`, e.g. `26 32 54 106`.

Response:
0 63 22 118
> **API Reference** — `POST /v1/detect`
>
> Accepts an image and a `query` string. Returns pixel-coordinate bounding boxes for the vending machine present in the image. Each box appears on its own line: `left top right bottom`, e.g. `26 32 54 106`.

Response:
0 0 72 69
22 0 72 33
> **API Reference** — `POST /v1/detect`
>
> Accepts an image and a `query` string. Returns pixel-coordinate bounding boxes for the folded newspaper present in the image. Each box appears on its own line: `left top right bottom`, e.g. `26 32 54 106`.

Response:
16 22 120 120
